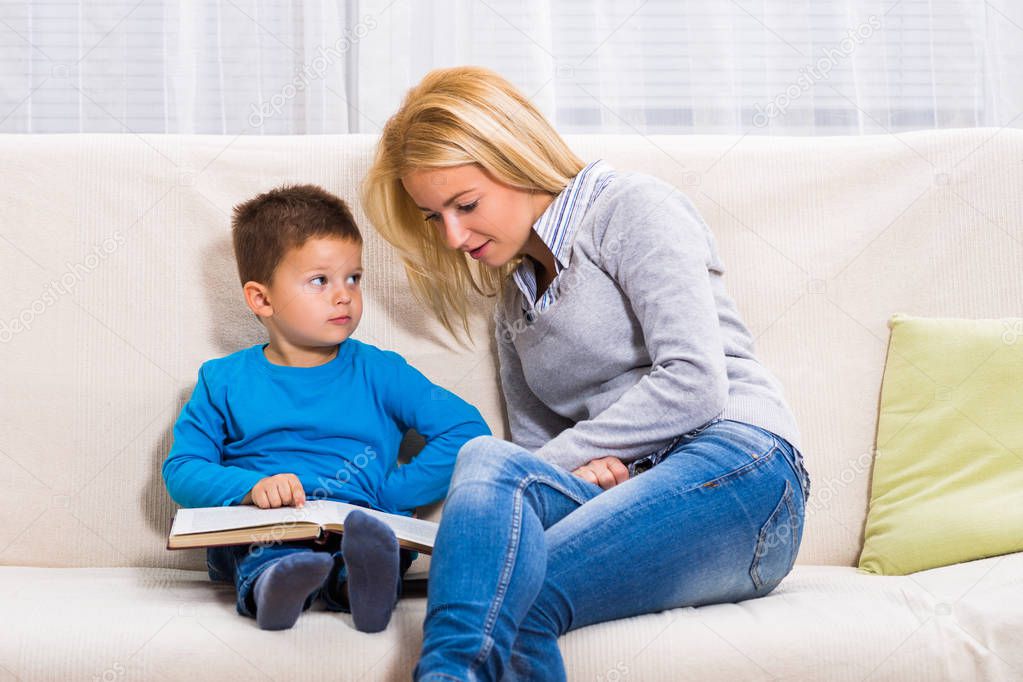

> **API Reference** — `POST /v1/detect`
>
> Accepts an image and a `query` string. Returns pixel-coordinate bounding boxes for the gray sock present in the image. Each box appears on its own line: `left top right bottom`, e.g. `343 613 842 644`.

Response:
342 510 400 633
253 552 333 631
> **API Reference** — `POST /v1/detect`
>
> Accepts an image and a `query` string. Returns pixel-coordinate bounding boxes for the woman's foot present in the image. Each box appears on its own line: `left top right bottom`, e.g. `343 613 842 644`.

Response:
253 552 333 630
342 510 400 633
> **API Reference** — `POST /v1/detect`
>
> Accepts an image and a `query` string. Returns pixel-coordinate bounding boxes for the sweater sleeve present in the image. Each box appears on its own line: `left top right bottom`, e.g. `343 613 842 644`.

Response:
161 365 266 508
495 307 574 452
533 180 729 470
376 355 491 513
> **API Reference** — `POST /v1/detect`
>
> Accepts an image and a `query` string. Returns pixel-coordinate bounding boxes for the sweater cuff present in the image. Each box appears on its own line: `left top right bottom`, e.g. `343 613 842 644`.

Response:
221 471 267 507
533 433 590 472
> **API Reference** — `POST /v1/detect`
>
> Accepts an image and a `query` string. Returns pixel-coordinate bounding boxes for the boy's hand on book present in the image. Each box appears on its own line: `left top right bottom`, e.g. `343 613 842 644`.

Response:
242 473 307 509
571 456 629 490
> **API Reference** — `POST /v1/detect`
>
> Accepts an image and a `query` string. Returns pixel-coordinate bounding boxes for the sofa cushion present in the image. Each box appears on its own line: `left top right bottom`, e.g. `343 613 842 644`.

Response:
3 130 1023 571
859 314 1023 576
2 555 1020 681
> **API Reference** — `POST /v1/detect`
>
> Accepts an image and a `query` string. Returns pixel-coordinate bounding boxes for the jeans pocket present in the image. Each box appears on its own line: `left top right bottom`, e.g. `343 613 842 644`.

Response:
793 448 811 503
748 479 800 592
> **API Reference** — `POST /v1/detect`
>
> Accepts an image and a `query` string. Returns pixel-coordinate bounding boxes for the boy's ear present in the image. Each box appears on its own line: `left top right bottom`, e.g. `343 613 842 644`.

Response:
243 281 274 319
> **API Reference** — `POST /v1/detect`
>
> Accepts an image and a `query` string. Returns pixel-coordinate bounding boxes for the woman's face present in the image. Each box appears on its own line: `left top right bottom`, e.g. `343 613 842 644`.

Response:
401 164 553 268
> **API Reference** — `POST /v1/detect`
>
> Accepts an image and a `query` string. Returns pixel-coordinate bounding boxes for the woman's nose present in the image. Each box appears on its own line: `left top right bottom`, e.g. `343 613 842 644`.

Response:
442 216 471 250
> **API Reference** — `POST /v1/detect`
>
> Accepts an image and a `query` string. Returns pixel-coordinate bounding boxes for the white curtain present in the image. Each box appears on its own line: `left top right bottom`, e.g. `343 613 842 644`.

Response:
2 0 1022 135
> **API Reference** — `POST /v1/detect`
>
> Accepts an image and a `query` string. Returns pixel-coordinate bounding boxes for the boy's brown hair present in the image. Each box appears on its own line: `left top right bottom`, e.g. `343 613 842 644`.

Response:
231 184 362 286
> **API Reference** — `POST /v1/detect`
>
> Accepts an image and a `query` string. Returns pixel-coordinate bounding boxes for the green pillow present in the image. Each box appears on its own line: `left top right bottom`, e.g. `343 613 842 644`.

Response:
858 313 1023 576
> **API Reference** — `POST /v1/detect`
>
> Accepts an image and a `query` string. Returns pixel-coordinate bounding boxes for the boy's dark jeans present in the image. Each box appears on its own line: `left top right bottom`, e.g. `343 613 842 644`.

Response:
207 531 416 618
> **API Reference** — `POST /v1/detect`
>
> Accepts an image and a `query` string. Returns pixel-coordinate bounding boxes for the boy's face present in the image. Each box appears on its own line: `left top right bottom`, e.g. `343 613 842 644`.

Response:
255 237 363 349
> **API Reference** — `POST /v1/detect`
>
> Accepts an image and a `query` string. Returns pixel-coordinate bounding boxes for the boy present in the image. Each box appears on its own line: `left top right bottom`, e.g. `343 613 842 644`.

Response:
162 184 490 632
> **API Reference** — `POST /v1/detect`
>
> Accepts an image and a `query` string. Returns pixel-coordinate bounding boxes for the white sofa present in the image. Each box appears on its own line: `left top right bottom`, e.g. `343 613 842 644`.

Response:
1 129 1021 681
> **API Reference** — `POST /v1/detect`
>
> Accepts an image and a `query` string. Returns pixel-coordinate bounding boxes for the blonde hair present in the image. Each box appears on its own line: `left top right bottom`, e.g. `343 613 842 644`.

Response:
360 65 584 341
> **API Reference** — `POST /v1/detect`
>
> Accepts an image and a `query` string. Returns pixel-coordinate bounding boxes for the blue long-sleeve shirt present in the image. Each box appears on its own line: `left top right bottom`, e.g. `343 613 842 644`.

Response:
162 338 491 514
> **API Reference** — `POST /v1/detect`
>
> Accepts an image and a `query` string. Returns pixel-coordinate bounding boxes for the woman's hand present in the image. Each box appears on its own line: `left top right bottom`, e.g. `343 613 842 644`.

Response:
572 456 630 490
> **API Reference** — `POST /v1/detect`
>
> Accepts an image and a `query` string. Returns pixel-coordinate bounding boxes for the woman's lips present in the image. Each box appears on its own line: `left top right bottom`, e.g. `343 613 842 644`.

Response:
469 241 491 259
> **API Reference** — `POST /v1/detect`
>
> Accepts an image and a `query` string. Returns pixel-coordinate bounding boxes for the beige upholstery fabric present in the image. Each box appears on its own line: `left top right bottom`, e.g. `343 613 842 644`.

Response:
1 130 1021 679
1 553 1020 680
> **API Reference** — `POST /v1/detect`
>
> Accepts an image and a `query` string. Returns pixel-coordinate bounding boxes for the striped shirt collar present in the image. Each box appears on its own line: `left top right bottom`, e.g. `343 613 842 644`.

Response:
514 159 616 312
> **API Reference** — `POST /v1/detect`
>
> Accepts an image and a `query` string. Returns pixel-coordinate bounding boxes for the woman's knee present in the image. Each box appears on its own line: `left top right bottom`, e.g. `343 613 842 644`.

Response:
452 435 525 484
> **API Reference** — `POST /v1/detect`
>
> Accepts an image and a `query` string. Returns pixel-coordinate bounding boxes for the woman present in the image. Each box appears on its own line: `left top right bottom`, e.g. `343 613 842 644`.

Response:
360 66 812 682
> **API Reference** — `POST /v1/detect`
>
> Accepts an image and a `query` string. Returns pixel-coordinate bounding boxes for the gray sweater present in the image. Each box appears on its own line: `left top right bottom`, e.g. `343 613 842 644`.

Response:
494 170 801 472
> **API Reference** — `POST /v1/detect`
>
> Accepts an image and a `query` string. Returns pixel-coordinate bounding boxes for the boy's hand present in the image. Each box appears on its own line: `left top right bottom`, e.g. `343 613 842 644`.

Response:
242 473 307 509
572 456 629 490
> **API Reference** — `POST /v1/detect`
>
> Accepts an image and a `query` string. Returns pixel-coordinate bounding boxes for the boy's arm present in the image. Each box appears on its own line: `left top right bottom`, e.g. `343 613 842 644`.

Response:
162 365 265 508
376 356 491 513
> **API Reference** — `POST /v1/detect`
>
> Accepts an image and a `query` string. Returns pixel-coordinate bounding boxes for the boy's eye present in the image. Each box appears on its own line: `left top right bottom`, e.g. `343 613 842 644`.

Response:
310 275 327 286
346 274 362 285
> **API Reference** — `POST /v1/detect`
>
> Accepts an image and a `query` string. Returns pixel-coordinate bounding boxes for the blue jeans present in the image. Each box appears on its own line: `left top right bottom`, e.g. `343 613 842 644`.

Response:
207 530 417 618
414 418 811 681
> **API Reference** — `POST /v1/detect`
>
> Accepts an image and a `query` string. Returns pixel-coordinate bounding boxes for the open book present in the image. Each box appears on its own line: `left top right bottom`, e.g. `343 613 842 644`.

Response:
167 499 438 554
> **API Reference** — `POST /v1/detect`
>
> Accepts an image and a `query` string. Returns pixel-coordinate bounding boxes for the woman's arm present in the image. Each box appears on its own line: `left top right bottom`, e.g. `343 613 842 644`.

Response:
533 179 729 471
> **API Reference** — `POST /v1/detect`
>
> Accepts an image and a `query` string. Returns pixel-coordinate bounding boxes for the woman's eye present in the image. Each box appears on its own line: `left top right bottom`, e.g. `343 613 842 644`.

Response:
424 200 477 223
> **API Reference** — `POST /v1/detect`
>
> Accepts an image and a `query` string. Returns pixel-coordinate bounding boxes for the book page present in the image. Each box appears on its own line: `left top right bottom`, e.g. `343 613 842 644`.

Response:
170 500 332 536
169 499 439 550
324 501 438 550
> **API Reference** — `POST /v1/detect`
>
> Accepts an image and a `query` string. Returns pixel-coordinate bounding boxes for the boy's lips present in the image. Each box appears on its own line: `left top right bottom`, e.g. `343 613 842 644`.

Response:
328 315 351 324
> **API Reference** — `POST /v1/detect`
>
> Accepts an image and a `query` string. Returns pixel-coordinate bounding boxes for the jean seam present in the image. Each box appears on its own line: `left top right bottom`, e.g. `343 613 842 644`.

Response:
749 478 796 590
690 416 725 436
794 462 811 503
779 443 810 503
470 473 534 672
628 418 724 476
532 473 600 528
794 450 811 502
531 473 598 508
467 470 592 674
696 443 780 491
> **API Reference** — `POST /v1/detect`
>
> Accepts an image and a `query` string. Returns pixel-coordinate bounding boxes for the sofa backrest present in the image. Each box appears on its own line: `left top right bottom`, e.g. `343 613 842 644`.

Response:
1 130 1020 570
